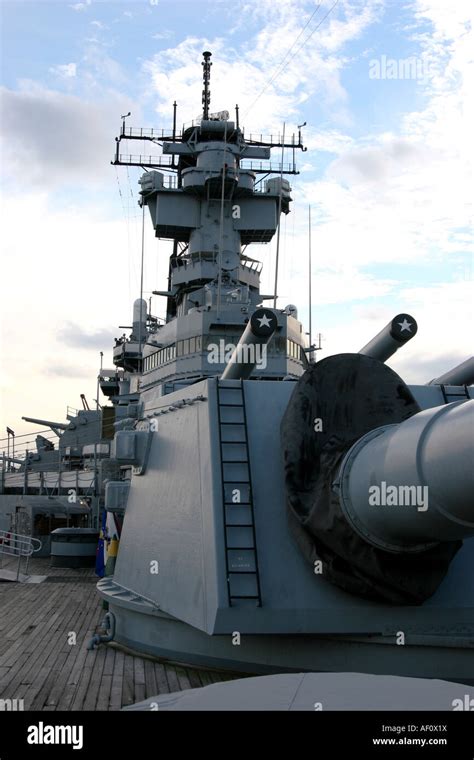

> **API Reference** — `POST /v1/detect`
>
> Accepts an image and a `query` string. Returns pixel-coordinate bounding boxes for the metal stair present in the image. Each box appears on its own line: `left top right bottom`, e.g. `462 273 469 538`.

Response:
216 380 262 607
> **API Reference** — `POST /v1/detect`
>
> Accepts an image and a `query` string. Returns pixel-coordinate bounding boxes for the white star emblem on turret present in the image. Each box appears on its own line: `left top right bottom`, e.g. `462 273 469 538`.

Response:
398 318 412 332
257 313 272 328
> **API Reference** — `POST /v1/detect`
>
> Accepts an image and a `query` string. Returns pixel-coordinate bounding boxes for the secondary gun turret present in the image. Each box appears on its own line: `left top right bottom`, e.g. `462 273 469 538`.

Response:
22 417 68 436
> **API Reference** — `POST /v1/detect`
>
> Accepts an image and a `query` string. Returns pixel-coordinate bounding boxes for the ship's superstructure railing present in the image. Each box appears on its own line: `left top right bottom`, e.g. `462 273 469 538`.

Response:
169 249 263 274
0 529 42 580
1 469 97 494
120 124 301 148
120 124 305 150
114 152 299 175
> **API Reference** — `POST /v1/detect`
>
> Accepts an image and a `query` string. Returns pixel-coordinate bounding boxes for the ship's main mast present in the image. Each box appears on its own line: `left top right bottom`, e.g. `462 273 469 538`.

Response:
112 52 309 386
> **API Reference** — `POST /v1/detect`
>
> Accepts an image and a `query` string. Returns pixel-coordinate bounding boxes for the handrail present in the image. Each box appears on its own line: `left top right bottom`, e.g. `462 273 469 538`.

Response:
0 529 42 581
0 529 42 557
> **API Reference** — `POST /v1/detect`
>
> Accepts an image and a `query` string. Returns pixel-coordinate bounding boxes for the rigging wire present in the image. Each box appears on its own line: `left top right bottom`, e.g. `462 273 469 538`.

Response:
0 428 57 443
126 165 142 297
243 3 322 117
125 166 136 304
216 120 229 318
243 0 341 118
115 166 134 304
138 201 146 357
273 122 286 308
289 0 340 73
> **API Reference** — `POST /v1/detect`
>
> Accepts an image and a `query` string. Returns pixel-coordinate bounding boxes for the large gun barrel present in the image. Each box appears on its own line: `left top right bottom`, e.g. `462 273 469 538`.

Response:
22 416 68 431
359 314 417 362
337 399 474 553
429 356 474 386
221 308 278 380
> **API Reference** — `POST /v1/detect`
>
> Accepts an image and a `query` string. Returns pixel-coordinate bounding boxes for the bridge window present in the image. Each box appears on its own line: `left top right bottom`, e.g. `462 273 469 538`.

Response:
286 339 302 361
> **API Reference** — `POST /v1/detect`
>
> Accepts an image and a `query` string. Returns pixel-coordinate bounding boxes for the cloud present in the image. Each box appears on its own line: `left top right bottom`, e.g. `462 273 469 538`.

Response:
151 30 173 40
292 0 472 272
0 186 156 434
49 63 77 79
57 322 116 350
324 279 472 379
1 0 472 434
393 352 469 385
91 20 107 30
142 2 383 130
70 0 91 10
81 44 127 85
328 138 431 184
0 84 136 188
43 363 92 378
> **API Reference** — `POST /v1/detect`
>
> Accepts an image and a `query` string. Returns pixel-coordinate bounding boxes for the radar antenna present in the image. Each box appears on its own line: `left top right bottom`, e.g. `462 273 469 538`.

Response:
201 51 212 120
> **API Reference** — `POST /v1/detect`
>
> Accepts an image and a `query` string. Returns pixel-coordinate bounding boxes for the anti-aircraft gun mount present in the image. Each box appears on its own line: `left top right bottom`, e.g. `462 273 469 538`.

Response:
97 52 474 683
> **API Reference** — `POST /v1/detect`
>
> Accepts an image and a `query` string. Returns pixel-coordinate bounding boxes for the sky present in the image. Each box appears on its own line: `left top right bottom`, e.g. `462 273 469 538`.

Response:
0 0 472 444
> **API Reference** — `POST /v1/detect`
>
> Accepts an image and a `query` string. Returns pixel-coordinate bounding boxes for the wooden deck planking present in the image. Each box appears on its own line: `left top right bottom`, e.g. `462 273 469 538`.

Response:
108 649 124 711
37 587 103 709
186 668 203 689
196 669 214 686
54 595 104 710
32 589 101 709
133 655 146 704
0 583 68 664
153 662 170 696
25 591 94 709
144 658 157 701
81 642 107 711
121 654 136 707
0 556 241 710
0 591 77 694
164 663 180 693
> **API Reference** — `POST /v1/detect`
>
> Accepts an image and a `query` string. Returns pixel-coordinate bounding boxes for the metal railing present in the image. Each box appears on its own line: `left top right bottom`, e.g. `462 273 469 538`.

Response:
115 153 173 167
0 529 42 580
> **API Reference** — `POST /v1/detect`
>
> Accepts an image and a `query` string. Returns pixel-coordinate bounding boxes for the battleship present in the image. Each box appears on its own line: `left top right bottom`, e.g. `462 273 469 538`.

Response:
1 52 473 711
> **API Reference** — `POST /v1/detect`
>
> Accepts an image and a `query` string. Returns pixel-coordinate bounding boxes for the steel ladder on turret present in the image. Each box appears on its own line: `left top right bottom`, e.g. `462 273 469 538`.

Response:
439 384 472 404
216 379 262 607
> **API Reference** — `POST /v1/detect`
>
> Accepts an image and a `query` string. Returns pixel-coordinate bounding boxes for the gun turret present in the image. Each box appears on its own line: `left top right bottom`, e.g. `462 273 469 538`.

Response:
221 308 278 380
359 314 417 362
337 399 474 552
282 351 473 604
